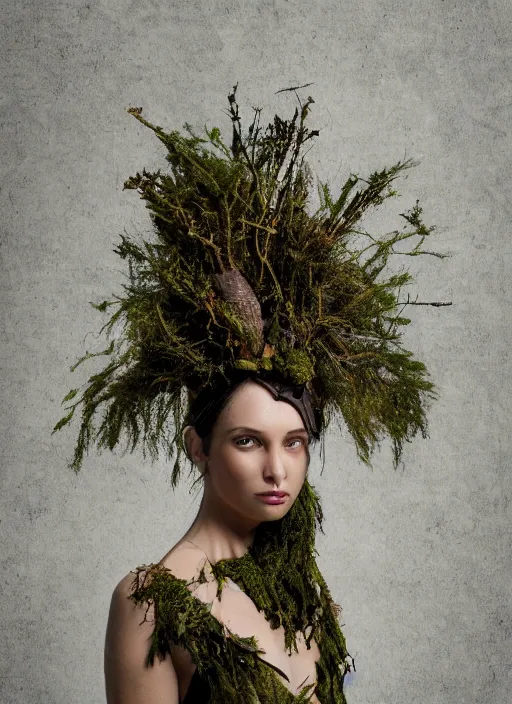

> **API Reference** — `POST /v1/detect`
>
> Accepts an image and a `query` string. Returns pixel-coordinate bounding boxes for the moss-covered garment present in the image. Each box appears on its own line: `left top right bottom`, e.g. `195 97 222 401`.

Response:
128 481 353 703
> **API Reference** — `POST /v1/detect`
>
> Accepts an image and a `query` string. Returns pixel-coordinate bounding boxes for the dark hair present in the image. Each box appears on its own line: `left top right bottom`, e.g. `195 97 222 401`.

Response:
184 370 318 459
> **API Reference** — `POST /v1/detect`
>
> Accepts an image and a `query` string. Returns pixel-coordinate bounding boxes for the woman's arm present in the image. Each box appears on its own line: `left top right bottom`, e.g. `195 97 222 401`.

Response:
104 572 179 704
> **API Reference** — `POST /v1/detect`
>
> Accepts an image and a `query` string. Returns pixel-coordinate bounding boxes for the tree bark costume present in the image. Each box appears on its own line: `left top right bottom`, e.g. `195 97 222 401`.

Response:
54 84 449 702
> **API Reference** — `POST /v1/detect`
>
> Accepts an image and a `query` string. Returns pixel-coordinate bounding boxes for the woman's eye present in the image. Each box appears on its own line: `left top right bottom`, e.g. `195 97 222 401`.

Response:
235 436 258 447
288 439 304 449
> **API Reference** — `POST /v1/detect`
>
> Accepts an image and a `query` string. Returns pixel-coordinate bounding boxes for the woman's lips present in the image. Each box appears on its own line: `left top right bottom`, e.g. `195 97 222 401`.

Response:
255 494 288 505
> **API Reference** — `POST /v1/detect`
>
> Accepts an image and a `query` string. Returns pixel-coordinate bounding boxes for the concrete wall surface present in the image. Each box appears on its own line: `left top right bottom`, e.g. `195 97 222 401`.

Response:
1 1 511 703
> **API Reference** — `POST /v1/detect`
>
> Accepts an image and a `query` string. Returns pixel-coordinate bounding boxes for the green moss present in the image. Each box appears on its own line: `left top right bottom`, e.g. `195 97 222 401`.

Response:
274 349 315 385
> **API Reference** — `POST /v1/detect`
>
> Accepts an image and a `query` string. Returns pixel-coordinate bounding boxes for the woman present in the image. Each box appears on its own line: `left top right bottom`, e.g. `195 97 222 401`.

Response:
104 375 349 703
54 85 445 704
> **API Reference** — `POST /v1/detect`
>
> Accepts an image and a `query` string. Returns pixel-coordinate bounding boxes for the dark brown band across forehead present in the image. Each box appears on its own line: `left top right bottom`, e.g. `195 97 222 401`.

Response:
186 372 320 441
252 378 319 439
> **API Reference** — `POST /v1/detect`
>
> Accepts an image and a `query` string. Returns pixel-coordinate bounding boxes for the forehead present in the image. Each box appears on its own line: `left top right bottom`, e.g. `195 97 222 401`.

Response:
217 380 305 432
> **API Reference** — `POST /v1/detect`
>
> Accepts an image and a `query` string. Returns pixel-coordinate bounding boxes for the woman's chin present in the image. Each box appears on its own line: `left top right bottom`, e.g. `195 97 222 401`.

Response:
256 502 293 520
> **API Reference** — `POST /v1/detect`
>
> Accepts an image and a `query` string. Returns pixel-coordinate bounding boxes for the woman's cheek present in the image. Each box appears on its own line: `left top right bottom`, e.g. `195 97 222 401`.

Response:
217 450 252 481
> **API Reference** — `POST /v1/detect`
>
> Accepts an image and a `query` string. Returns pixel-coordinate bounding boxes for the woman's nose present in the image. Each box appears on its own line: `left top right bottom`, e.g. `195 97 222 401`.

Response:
262 447 287 484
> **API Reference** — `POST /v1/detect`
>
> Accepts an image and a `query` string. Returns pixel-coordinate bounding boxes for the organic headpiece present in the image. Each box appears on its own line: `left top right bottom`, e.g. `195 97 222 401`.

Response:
54 84 450 484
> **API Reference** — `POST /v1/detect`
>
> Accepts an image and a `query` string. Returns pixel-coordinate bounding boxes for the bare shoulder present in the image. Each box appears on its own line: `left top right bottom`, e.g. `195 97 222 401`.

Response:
110 540 209 604
160 542 210 578
159 543 221 606
105 570 179 704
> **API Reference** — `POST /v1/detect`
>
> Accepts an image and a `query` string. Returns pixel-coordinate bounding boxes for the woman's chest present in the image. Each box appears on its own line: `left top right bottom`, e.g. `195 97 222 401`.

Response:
176 576 321 699
171 636 320 704
221 579 320 690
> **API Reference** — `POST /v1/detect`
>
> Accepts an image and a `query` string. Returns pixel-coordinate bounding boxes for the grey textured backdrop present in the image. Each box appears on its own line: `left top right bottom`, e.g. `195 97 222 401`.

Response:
1 1 511 703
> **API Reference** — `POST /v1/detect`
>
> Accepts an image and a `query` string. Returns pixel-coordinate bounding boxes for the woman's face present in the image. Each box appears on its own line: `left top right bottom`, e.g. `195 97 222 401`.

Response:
187 380 310 525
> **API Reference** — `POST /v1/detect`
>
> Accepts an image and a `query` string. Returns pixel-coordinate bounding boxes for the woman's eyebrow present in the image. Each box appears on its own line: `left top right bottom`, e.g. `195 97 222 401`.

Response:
226 426 308 436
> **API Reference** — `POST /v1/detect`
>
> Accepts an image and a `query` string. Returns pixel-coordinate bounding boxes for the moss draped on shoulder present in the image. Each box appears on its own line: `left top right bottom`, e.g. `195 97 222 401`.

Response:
128 480 353 703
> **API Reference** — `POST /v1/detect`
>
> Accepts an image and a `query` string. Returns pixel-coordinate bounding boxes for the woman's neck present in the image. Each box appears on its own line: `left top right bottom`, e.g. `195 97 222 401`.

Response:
182 495 259 564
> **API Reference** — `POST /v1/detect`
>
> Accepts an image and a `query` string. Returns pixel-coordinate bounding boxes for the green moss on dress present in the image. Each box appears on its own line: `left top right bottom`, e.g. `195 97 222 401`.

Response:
129 480 353 703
